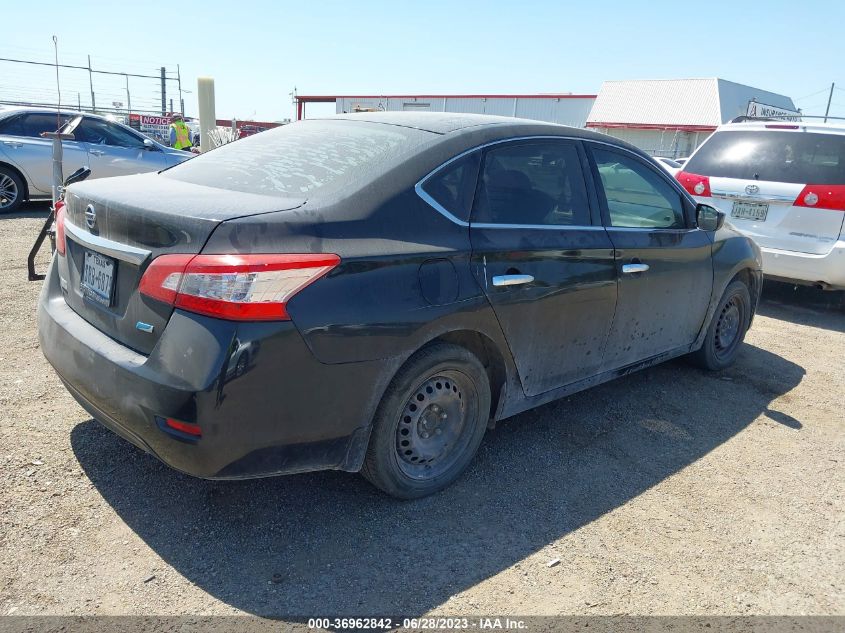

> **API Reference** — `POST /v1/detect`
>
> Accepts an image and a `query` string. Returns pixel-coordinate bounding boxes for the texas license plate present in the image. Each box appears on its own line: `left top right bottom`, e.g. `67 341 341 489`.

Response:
731 201 769 221
81 250 116 306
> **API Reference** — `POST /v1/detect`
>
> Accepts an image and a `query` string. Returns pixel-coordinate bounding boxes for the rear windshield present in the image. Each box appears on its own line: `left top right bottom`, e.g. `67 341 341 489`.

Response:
162 119 436 197
685 130 845 184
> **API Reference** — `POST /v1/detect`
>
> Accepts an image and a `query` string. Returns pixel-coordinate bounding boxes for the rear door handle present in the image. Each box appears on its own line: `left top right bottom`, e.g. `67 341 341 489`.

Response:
622 263 650 274
89 149 105 156
2 141 23 148
492 274 534 287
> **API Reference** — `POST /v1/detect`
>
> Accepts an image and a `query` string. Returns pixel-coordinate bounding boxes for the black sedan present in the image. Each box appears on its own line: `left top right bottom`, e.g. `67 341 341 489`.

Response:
38 113 762 499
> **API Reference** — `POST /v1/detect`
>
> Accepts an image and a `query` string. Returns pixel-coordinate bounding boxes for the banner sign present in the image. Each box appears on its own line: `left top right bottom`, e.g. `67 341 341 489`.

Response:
746 101 801 121
129 114 173 144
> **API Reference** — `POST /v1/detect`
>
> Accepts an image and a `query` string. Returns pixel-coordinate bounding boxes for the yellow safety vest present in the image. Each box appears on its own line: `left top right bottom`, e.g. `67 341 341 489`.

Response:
171 120 192 149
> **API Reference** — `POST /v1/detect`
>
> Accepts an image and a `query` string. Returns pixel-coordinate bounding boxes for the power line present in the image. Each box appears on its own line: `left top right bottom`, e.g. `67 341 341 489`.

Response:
795 86 832 101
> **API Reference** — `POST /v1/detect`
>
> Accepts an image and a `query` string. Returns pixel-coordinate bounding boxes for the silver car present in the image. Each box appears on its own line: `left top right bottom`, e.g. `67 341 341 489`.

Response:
0 107 191 212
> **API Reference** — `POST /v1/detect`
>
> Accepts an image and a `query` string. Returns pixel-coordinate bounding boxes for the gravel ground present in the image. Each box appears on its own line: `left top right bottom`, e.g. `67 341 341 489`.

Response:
0 204 843 618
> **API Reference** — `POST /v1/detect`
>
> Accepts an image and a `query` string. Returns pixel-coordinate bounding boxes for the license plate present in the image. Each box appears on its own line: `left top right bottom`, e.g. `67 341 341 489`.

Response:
731 201 769 221
81 250 116 306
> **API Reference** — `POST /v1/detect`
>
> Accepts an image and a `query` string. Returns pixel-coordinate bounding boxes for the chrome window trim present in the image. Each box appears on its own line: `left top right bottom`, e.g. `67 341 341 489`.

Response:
415 134 694 231
472 223 606 231
64 219 151 266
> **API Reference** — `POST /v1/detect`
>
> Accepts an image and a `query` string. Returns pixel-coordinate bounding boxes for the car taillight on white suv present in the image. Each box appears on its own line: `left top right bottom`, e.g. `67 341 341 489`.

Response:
677 172 711 197
793 185 845 211
139 253 340 321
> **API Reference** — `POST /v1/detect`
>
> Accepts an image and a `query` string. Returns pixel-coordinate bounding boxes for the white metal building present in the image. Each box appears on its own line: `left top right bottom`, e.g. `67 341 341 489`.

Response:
293 79 796 158
586 78 798 158
295 93 597 128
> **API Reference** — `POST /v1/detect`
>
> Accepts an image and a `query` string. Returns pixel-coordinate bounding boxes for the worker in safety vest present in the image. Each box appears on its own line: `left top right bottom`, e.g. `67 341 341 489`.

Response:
169 113 193 151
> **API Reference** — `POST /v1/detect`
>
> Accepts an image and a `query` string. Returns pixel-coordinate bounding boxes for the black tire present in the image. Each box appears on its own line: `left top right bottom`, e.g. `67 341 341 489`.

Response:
0 166 25 213
690 279 752 370
362 343 491 499
235 353 249 377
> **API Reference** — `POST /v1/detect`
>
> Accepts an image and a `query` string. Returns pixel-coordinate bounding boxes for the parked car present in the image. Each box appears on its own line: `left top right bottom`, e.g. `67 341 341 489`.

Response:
237 124 269 138
0 107 191 212
652 156 682 175
38 113 762 498
678 119 845 289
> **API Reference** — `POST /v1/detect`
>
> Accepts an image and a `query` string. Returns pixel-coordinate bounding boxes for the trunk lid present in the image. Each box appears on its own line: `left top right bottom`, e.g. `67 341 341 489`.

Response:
683 127 845 255
60 173 305 354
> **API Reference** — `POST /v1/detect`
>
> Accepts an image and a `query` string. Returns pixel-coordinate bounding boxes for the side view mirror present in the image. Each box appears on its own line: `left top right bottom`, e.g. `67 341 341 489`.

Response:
697 203 725 232
64 167 91 187
143 138 159 151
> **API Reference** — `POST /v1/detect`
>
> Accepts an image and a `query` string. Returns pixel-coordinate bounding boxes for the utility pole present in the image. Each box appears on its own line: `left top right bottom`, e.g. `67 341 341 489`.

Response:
160 66 167 115
177 64 183 115
125 75 132 116
824 82 835 122
87 55 96 111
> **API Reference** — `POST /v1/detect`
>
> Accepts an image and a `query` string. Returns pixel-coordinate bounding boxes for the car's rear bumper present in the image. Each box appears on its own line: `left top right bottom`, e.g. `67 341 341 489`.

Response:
37 258 387 479
761 240 845 289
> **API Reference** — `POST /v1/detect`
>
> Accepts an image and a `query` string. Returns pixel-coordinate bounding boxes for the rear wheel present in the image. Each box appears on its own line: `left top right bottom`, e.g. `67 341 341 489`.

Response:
0 167 24 213
691 280 751 370
362 343 491 499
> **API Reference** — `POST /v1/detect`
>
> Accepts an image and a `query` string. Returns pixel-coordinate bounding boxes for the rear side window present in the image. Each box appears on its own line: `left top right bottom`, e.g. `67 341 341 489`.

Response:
163 119 436 197
684 130 845 185
593 148 685 229
420 152 480 222
0 113 70 138
473 141 591 226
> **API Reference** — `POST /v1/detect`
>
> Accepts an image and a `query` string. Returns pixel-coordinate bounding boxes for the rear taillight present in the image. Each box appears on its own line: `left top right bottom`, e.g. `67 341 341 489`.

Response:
677 171 711 197
793 185 845 211
54 200 67 255
139 253 340 321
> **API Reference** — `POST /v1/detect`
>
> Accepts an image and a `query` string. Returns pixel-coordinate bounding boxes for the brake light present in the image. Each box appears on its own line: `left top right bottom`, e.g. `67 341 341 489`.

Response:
793 185 845 211
765 124 799 130
139 253 340 321
54 200 67 255
677 171 711 197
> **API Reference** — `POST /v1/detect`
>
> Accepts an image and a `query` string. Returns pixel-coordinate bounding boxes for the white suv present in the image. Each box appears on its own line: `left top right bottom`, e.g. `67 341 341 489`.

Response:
678 119 845 289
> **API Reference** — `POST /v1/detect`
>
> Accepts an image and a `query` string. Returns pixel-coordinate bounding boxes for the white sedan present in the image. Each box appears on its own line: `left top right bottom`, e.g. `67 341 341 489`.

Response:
651 156 682 175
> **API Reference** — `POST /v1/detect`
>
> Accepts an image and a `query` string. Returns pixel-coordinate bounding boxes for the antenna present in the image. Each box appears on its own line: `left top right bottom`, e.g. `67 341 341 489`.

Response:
52 35 60 128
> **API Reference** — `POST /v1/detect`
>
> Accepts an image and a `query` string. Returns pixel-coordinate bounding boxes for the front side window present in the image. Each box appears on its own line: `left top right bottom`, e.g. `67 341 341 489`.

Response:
592 149 686 229
73 118 146 148
420 152 480 222
472 141 591 226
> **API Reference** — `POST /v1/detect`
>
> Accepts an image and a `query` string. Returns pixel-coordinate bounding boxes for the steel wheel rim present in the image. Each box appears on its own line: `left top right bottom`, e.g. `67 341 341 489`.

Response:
395 370 477 480
0 174 18 209
714 296 742 359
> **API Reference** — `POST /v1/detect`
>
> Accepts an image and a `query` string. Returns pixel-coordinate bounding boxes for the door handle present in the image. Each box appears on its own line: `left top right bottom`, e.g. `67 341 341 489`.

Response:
622 263 650 274
89 149 105 156
2 141 23 148
492 274 534 287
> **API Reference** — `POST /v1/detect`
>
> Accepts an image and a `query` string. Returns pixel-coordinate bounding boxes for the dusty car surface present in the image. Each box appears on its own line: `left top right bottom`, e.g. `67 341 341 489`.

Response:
38 113 762 498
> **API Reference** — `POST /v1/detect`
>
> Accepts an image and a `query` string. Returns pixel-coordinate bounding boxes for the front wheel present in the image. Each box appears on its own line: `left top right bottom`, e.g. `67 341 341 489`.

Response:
362 343 491 499
690 279 752 370
0 167 24 213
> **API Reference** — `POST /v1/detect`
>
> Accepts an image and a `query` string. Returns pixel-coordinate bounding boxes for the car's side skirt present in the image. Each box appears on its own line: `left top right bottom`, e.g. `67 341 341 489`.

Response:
497 344 697 421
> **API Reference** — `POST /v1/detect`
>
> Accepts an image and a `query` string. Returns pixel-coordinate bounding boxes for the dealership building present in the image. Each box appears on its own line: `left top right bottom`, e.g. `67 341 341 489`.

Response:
294 78 797 158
